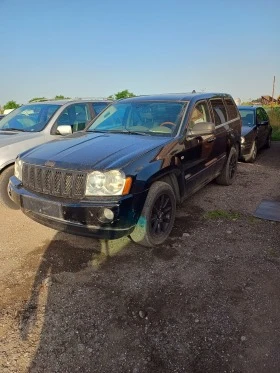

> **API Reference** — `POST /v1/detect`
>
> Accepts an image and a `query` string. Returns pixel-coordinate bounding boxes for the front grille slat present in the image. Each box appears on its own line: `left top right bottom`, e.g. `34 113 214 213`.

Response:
22 164 87 199
34 167 42 192
73 173 86 198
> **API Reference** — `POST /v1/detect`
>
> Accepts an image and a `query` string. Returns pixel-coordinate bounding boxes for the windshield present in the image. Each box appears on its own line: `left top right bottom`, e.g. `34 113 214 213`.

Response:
87 101 187 136
239 109 255 127
0 104 61 132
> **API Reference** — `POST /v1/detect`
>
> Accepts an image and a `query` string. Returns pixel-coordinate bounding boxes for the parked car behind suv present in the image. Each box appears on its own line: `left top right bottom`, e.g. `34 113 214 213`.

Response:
238 105 272 162
0 99 111 208
9 93 241 246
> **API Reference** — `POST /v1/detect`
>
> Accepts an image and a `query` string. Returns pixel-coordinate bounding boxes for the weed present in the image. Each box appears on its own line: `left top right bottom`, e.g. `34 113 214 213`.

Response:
203 210 241 220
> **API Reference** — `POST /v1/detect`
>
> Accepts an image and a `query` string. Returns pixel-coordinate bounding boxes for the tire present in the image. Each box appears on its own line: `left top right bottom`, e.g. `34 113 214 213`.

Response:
130 181 176 247
246 140 257 163
216 147 238 186
265 132 272 149
0 166 19 210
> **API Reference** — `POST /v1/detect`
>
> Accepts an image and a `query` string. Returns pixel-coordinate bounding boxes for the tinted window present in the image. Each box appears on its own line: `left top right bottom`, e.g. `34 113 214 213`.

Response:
224 98 239 120
256 108 266 124
261 108 269 122
210 99 227 125
189 101 210 128
57 103 90 132
239 109 255 127
92 102 110 115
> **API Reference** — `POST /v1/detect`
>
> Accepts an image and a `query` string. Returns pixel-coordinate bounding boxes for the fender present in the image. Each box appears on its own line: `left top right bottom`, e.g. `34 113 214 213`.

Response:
0 160 15 173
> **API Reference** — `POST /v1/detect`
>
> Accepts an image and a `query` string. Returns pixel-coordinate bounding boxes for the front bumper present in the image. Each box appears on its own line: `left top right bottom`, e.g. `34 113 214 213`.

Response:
9 176 147 240
240 141 253 160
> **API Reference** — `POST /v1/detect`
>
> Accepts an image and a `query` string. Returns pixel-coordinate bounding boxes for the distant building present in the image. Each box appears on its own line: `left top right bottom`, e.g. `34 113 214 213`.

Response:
261 95 280 105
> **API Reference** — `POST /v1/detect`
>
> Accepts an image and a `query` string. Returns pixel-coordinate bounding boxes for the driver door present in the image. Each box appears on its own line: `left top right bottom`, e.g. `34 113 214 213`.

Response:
178 100 217 196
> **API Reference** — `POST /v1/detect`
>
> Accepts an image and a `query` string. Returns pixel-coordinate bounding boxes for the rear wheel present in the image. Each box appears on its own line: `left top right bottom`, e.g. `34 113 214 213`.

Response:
130 181 176 247
216 147 238 186
265 132 272 148
0 166 19 210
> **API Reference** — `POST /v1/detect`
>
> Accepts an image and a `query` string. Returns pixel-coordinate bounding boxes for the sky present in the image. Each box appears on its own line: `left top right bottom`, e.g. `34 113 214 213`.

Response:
0 0 279 105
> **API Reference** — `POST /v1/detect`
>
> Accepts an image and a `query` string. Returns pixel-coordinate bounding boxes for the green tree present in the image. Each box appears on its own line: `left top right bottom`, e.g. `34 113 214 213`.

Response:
109 89 136 100
3 100 20 110
29 97 48 103
54 94 70 100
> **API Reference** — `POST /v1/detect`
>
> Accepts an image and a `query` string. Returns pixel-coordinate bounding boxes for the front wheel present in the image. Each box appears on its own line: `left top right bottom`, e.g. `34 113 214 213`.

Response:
246 140 257 163
216 147 238 186
0 166 19 210
130 181 176 247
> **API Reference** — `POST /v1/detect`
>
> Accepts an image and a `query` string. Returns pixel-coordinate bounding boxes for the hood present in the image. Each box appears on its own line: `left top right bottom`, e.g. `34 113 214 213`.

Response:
0 130 43 148
22 132 172 171
241 125 256 137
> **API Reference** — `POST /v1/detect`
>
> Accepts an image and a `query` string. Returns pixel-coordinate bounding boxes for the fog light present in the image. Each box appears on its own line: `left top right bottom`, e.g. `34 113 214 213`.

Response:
104 208 114 220
98 208 115 223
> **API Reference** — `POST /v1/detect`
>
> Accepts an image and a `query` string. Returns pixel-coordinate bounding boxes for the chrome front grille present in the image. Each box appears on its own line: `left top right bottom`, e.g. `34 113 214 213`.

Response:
22 163 87 199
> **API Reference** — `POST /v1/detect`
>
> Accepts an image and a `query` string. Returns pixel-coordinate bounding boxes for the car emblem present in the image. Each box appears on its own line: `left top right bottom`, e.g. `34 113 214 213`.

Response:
45 160 56 167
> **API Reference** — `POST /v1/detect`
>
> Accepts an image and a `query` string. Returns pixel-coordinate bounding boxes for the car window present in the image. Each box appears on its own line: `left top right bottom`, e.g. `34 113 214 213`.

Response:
239 109 255 127
224 98 239 120
91 102 110 115
0 104 60 132
210 99 228 125
189 101 210 129
256 108 266 124
261 108 269 122
57 103 91 132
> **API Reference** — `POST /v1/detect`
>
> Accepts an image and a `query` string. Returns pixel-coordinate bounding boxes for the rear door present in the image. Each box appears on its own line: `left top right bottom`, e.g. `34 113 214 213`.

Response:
208 98 228 171
256 108 270 148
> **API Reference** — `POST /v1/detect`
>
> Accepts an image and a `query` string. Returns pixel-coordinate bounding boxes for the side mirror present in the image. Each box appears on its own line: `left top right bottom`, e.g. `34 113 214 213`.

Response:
187 121 215 137
56 125 72 135
259 120 269 126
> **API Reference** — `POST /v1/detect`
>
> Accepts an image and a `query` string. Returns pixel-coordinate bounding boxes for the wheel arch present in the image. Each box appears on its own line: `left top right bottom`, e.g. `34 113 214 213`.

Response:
0 161 15 174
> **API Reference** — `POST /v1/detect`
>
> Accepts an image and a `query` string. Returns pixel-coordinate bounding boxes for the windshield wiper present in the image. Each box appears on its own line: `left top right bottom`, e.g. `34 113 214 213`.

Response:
126 130 151 136
0 128 26 132
105 129 151 136
87 130 109 133
87 129 150 136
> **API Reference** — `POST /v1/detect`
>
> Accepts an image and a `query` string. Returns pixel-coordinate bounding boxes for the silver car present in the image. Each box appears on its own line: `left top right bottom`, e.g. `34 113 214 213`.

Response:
0 99 111 209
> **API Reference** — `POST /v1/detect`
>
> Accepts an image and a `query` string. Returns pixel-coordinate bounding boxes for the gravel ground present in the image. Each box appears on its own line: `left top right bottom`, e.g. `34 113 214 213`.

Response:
0 143 280 373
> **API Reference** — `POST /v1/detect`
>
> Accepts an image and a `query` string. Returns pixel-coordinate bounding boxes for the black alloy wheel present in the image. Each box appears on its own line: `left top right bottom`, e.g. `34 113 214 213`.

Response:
130 181 176 247
216 146 238 186
150 193 173 236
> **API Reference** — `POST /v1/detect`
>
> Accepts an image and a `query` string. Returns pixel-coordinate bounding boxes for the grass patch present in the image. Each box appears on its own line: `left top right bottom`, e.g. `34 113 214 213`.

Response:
247 216 259 224
204 210 241 220
272 125 280 141
267 248 280 258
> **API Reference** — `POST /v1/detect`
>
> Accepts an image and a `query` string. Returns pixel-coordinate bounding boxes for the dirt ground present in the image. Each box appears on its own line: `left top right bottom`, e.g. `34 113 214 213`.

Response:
1 143 280 373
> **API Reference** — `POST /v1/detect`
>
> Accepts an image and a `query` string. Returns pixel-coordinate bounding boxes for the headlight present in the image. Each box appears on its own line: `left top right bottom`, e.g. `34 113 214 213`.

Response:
85 170 131 196
241 136 245 144
14 158 23 181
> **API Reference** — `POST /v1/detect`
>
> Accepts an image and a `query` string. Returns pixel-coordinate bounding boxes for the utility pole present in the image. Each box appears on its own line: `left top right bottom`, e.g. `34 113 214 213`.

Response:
271 76 275 107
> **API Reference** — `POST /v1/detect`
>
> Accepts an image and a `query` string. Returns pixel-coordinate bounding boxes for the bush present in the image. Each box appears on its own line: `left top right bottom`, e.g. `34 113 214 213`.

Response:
264 106 280 141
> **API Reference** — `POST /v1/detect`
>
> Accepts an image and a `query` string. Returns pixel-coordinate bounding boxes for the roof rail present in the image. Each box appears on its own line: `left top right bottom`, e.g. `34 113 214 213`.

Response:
72 97 113 101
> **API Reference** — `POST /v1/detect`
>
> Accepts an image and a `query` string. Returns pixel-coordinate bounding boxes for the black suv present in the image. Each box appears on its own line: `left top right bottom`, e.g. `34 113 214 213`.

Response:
9 93 241 246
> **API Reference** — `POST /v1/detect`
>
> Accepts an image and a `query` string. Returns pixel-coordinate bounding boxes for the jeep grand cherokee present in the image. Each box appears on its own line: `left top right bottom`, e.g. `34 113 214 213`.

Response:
9 93 241 247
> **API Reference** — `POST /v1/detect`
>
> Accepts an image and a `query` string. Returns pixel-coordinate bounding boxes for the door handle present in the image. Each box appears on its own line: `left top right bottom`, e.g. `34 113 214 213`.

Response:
207 136 216 143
